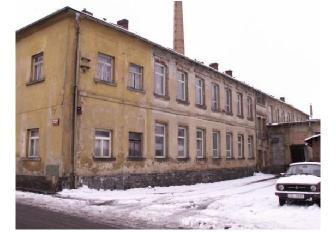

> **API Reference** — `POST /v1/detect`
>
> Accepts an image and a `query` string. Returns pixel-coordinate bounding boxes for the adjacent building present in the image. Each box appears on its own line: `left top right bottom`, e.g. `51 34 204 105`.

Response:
16 6 315 192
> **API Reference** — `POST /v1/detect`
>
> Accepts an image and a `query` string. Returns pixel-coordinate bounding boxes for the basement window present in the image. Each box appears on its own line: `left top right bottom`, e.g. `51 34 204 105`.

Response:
27 128 39 158
94 130 112 158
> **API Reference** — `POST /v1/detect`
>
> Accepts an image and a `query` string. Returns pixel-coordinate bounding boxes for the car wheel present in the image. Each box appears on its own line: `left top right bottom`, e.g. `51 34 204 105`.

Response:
279 198 286 206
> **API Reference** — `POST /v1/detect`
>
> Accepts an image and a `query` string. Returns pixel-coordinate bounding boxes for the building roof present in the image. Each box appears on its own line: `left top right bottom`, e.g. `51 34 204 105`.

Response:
16 6 309 116
304 134 320 142
267 119 320 127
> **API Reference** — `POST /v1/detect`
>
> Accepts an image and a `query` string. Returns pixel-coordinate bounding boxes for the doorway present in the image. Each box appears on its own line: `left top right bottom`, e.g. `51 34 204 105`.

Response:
290 145 306 163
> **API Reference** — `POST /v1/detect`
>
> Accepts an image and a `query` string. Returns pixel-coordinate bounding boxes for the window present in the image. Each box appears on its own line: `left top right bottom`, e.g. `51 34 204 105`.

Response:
226 132 233 158
237 134 244 158
225 88 232 113
195 77 205 106
196 128 205 158
177 126 187 158
155 123 166 158
248 135 254 158
96 53 113 83
276 109 280 122
27 129 39 157
287 113 291 122
211 83 220 111
94 130 112 158
177 71 187 101
281 111 285 122
128 63 143 90
154 62 166 96
269 106 273 123
129 132 142 157
31 53 43 81
237 93 243 117
247 97 253 119
212 131 220 158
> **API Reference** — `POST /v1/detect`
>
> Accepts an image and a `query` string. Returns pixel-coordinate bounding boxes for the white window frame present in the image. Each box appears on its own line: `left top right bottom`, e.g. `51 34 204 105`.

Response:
94 130 112 158
96 53 113 82
225 88 232 113
237 93 243 116
155 123 166 158
237 134 244 158
154 62 166 96
177 71 186 101
212 131 220 158
27 129 39 157
32 53 43 81
211 83 220 111
196 128 205 158
177 126 187 158
195 77 204 105
128 63 143 90
248 135 254 158
226 132 233 158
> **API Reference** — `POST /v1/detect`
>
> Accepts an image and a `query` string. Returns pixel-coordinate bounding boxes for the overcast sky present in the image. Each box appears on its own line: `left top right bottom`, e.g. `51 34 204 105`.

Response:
15 0 320 118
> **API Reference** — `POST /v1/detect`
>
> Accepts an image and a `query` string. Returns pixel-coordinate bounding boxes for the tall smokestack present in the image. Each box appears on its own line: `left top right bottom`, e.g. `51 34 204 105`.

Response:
310 103 313 119
174 1 185 54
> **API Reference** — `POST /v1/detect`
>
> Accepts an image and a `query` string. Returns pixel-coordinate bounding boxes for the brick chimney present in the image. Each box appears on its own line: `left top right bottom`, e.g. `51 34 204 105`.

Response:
117 19 129 30
174 1 185 54
280 97 285 102
209 62 218 70
225 70 233 76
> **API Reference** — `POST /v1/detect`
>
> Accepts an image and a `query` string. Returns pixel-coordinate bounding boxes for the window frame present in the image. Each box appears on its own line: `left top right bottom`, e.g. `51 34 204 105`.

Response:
128 132 143 158
211 83 220 111
177 126 188 158
226 132 233 159
154 62 167 96
94 129 112 158
225 88 232 114
195 77 205 107
27 128 39 158
154 122 167 158
31 52 44 82
196 128 205 158
248 135 254 159
237 93 243 117
212 130 220 158
176 70 187 102
96 53 114 83
247 96 253 120
237 134 244 159
128 63 143 90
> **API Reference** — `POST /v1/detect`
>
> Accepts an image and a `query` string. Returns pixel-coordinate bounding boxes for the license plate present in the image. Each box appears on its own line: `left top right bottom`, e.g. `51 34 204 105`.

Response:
287 193 305 199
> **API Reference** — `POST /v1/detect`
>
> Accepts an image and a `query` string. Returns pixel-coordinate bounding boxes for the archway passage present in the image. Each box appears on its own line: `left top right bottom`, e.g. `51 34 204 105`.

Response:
290 145 305 163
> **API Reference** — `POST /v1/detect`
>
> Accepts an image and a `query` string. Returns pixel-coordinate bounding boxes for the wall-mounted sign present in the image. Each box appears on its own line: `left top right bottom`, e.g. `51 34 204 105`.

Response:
52 118 60 126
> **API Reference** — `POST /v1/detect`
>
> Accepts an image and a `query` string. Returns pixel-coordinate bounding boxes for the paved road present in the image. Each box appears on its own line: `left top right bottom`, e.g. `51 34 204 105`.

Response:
16 202 126 229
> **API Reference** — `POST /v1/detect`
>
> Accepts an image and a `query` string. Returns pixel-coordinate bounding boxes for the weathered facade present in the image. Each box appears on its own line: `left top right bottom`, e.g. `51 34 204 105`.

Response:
16 7 311 192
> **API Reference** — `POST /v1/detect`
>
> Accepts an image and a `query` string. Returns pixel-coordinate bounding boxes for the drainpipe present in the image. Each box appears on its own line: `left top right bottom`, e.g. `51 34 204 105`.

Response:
70 12 81 189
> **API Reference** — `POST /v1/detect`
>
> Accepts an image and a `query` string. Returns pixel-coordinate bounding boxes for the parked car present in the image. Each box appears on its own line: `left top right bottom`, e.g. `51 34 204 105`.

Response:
275 162 320 206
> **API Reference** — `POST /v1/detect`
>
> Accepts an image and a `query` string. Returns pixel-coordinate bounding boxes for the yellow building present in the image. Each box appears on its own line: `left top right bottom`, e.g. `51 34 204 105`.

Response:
16 7 309 192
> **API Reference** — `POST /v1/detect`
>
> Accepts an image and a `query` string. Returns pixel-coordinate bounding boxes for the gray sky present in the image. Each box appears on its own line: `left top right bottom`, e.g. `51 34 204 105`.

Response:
16 0 320 118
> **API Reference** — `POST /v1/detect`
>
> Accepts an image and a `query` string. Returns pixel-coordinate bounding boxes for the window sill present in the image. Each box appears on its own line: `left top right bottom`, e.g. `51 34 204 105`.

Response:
127 87 145 94
195 104 207 110
248 157 255 160
26 79 45 86
225 157 235 160
94 79 117 87
212 157 221 160
225 111 233 116
154 157 168 162
176 98 190 105
127 156 145 161
211 108 221 113
196 157 207 161
93 156 116 161
154 93 170 101
237 115 244 119
176 156 190 162
21 157 41 161
237 157 245 160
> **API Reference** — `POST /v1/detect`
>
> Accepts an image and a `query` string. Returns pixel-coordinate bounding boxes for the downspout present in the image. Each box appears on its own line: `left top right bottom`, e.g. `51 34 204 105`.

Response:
70 12 81 189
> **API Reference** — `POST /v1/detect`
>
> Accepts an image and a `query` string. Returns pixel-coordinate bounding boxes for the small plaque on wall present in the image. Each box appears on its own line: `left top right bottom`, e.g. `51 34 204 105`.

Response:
52 118 60 126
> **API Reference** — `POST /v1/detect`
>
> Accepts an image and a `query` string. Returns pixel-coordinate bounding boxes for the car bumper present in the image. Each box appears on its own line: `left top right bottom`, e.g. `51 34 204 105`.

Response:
275 191 320 201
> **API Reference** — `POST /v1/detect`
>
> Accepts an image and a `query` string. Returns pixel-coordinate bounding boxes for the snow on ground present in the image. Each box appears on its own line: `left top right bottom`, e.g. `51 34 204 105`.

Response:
16 173 320 229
